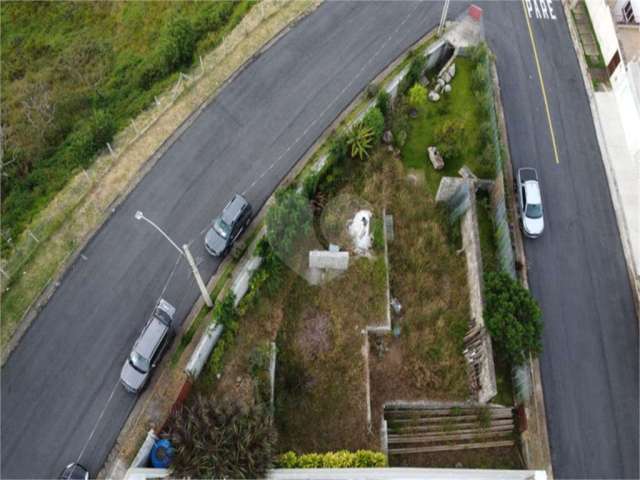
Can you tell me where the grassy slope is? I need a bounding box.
[401,58,493,194]
[1,1,253,251]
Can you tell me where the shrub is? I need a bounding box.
[362,107,385,145]
[365,82,380,99]
[328,130,349,164]
[277,450,387,468]
[433,118,465,160]
[347,122,374,160]
[399,54,426,95]
[170,396,276,479]
[407,82,427,110]
[484,271,543,365]
[266,189,313,257]
[302,171,320,199]
[161,17,197,72]
[376,90,391,121]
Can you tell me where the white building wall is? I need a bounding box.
[611,0,640,22]
[586,0,623,65]
[614,61,640,156]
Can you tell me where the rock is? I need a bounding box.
[443,84,452,94]
[391,297,402,314]
[383,130,393,144]
[448,63,456,78]
[428,146,445,170]
[441,72,452,83]
[435,82,443,93]
[437,78,446,87]
[428,91,441,102]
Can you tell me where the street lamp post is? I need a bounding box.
[135,211,213,307]
[438,0,450,37]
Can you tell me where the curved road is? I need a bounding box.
[1,1,638,479]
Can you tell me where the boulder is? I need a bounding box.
[441,72,452,83]
[437,78,446,87]
[383,130,393,144]
[428,91,441,102]
[443,84,452,94]
[448,63,456,78]
[435,82,443,93]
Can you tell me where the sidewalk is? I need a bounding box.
[592,92,640,277]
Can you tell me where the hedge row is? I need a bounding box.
[278,450,387,468]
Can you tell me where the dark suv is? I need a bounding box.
[120,299,175,394]
[205,194,252,256]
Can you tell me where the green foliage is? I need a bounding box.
[398,54,426,95]
[347,122,374,160]
[302,171,320,199]
[433,118,465,160]
[1,1,252,252]
[266,189,313,257]
[375,90,391,121]
[206,292,238,375]
[372,217,385,252]
[170,395,276,479]
[484,271,543,365]
[328,130,349,164]
[365,82,380,99]
[278,450,387,468]
[362,107,385,145]
[407,82,427,110]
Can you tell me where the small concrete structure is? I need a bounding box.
[231,255,263,306]
[185,323,224,378]
[435,176,465,203]
[309,250,349,270]
[130,430,158,468]
[428,146,445,170]
[269,468,547,480]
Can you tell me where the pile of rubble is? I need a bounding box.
[428,62,456,102]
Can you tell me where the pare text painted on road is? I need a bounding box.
[525,0,557,20]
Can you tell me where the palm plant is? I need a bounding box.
[347,123,374,160]
[169,395,276,479]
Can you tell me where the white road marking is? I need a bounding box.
[526,0,557,20]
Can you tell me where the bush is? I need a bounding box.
[266,189,313,257]
[433,118,465,160]
[161,17,197,72]
[484,271,543,365]
[278,450,387,468]
[170,396,276,479]
[407,82,427,110]
[376,90,391,121]
[362,107,385,145]
[347,122,374,160]
[398,54,426,95]
[328,131,349,164]
[365,82,380,99]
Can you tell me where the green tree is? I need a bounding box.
[170,396,276,479]
[329,130,349,164]
[484,271,543,365]
[433,118,465,160]
[266,189,313,257]
[347,122,374,160]
[407,83,427,111]
[362,107,385,144]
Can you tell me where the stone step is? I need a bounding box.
[388,424,513,440]
[389,419,514,434]
[388,440,515,455]
[388,429,514,445]
[387,411,513,423]
[384,406,512,417]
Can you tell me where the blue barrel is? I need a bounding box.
[150,438,174,469]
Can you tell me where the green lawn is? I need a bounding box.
[1,1,254,252]
[401,57,494,194]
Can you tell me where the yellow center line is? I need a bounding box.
[521,0,561,164]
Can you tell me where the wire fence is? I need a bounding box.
[0,0,289,291]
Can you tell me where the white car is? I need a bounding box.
[517,167,544,238]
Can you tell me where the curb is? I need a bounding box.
[491,58,554,479]
[561,0,640,311]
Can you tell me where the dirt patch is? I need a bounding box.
[295,310,331,363]
[391,446,523,469]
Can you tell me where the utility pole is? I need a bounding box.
[135,211,213,307]
[438,0,450,37]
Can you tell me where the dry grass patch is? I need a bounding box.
[1,0,319,354]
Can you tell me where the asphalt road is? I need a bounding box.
[2,1,638,478]
[0,2,468,477]
[483,2,639,478]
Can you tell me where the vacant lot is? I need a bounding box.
[1,1,252,251]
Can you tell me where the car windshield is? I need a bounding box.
[129,351,150,373]
[214,218,231,239]
[526,203,543,219]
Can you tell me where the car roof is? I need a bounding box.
[134,317,168,359]
[524,180,542,204]
[221,194,247,224]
